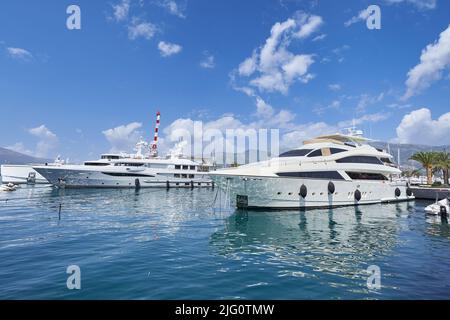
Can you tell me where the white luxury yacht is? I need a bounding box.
[33,139,213,189]
[0,156,66,185]
[210,129,414,209]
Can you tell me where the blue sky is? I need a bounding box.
[1,0,449,161]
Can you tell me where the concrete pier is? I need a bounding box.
[411,186,450,200]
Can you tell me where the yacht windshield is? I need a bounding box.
[279,149,313,158]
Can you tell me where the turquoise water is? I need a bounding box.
[0,185,449,299]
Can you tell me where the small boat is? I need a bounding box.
[0,183,18,192]
[425,198,449,216]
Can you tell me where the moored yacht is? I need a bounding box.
[210,130,414,209]
[33,112,214,189]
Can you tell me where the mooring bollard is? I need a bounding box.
[166,181,170,190]
[58,204,62,220]
[440,205,448,223]
[190,180,194,189]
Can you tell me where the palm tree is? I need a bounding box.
[433,151,450,185]
[409,152,435,185]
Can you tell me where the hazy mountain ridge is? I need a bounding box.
[0,147,50,165]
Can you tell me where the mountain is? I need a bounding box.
[0,147,50,165]
[369,141,449,168]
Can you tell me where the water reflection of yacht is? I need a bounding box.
[210,202,414,277]
[211,129,414,209]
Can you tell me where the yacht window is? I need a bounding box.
[182,165,189,170]
[182,174,188,178]
[115,163,144,167]
[189,174,195,179]
[174,174,180,178]
[276,171,344,180]
[307,149,323,157]
[336,156,383,165]
[101,155,120,160]
[175,165,181,170]
[346,172,388,180]
[190,166,196,170]
[279,149,313,157]
[330,148,347,154]
[380,157,393,164]
[84,162,109,166]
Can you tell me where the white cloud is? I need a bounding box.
[344,8,371,27]
[7,47,33,60]
[160,0,186,18]
[394,108,450,145]
[102,122,143,153]
[281,122,337,149]
[384,0,437,10]
[338,112,390,128]
[200,52,215,69]
[6,142,33,156]
[233,12,322,94]
[355,92,384,113]
[128,18,157,40]
[28,125,58,158]
[312,34,326,42]
[293,12,323,39]
[111,0,130,22]
[401,24,450,100]
[328,83,341,91]
[158,41,182,57]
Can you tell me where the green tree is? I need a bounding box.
[433,151,450,185]
[409,152,435,185]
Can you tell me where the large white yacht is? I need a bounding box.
[33,112,213,189]
[210,130,414,209]
[1,156,66,184]
[33,140,213,189]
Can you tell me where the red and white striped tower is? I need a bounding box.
[151,111,161,157]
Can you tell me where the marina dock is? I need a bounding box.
[410,186,450,200]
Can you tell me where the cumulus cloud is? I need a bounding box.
[233,12,322,94]
[102,122,143,153]
[159,0,186,18]
[128,18,157,40]
[394,108,450,145]
[158,41,182,57]
[6,142,34,156]
[328,83,341,91]
[200,52,215,69]
[344,8,371,27]
[401,25,450,100]
[28,125,58,158]
[111,0,130,22]
[384,0,437,10]
[7,47,33,60]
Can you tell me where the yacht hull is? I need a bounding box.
[0,165,48,184]
[34,166,213,188]
[211,175,414,209]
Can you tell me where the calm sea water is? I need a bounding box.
[0,185,449,300]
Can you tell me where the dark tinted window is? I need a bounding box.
[330,148,347,154]
[276,171,344,180]
[84,162,109,166]
[307,149,323,157]
[182,165,189,170]
[380,157,393,164]
[336,156,383,165]
[279,149,313,157]
[190,166,196,170]
[175,165,181,170]
[346,172,388,180]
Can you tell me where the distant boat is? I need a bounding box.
[0,156,66,184]
[425,198,449,216]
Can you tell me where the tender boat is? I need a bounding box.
[425,198,449,216]
[210,129,415,209]
[0,183,18,192]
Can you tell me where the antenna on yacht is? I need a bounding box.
[150,111,161,157]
